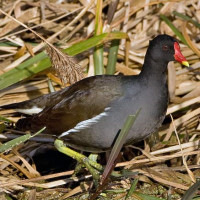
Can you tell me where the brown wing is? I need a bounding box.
[27,75,124,134]
[0,87,68,111]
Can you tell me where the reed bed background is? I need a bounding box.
[0,0,200,199]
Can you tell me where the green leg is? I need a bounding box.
[74,153,98,176]
[54,139,103,186]
[73,162,84,176]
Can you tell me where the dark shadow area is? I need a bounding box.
[33,146,76,175]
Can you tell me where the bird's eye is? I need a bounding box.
[163,45,169,50]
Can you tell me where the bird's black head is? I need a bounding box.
[147,34,189,67]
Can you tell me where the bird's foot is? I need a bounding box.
[73,153,98,176]
[54,139,103,187]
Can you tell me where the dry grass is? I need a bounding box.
[0,0,200,199]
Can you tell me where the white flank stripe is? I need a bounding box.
[16,106,43,115]
[59,107,111,137]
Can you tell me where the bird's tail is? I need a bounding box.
[16,117,33,131]
[0,102,25,110]
[0,89,65,111]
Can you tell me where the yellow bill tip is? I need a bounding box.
[182,61,189,67]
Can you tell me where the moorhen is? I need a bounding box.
[1,34,189,153]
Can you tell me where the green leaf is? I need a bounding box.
[64,32,128,56]
[0,57,51,91]
[0,127,45,153]
[93,0,104,75]
[0,32,128,91]
[106,39,120,75]
[0,123,6,133]
[0,51,47,80]
[0,42,19,47]
[0,134,31,153]
[94,46,104,75]
[121,169,139,177]
[182,181,200,200]
[0,116,13,122]
[101,109,141,184]
[125,179,138,200]
[160,14,188,45]
[173,11,200,29]
[192,196,200,200]
[5,194,13,200]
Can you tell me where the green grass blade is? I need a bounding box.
[182,181,200,200]
[106,39,120,75]
[64,32,127,56]
[125,179,138,200]
[0,51,47,80]
[101,109,141,184]
[0,116,14,122]
[94,47,104,75]
[173,11,200,29]
[0,42,20,47]
[0,57,51,90]
[160,14,188,45]
[0,127,45,153]
[0,42,37,47]
[0,123,6,133]
[5,194,13,200]
[121,169,139,177]
[94,0,104,75]
[31,127,46,137]
[0,32,127,91]
[192,196,200,200]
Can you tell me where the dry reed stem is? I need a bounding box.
[170,114,195,183]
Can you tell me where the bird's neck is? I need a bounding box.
[140,54,168,79]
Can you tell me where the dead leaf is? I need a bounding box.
[25,43,35,57]
[168,62,176,102]
[14,46,27,60]
[0,7,38,37]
